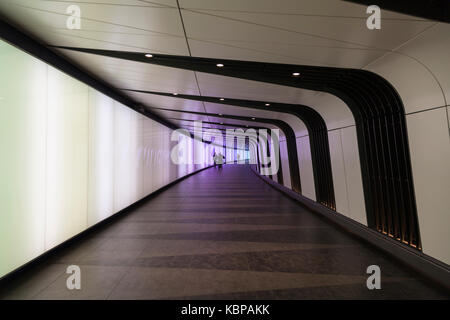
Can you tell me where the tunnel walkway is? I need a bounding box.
[0,165,447,299]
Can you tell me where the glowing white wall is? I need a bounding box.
[88,90,114,226]
[45,67,89,250]
[0,40,211,278]
[226,143,234,164]
[0,42,47,277]
[142,117,154,195]
[113,102,133,212]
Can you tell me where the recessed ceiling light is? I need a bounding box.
[173,93,178,95]
[251,117,255,120]
[220,122,223,125]
[220,98,225,101]
[145,53,153,58]
[292,72,300,76]
[265,103,270,106]
[216,63,224,67]
[218,113,223,116]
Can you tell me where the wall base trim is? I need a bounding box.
[0,165,214,283]
[251,167,450,292]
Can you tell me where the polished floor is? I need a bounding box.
[0,165,448,299]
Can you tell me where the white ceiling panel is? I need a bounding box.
[180,0,424,19]
[0,0,185,41]
[183,10,432,49]
[187,38,381,68]
[180,0,433,67]
[45,28,187,54]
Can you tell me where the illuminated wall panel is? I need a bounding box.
[113,102,132,212]
[87,89,114,226]
[226,145,234,164]
[161,126,172,185]
[160,126,170,186]
[208,145,215,166]
[0,39,212,278]
[152,123,165,190]
[142,117,154,195]
[176,131,189,178]
[194,137,205,170]
[45,66,89,249]
[237,149,245,164]
[165,132,174,183]
[187,135,194,173]
[168,132,179,183]
[204,145,209,166]
[129,112,144,202]
[249,143,257,167]
[0,42,47,277]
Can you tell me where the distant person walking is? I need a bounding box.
[214,152,225,169]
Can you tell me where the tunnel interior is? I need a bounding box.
[0,0,449,300]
